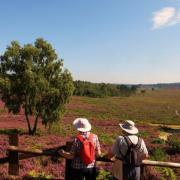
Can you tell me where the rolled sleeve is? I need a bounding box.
[95,135,101,151]
[141,139,148,156]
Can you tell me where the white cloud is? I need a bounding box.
[152,7,180,29]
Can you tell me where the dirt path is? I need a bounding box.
[149,123,180,129]
[158,132,171,141]
[149,123,180,140]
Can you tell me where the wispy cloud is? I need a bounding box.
[152,7,180,29]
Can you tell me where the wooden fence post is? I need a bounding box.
[141,165,146,180]
[65,141,73,180]
[8,129,19,176]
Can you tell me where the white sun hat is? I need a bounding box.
[73,118,92,132]
[119,120,138,135]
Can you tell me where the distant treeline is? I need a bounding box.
[73,81,137,98]
[140,82,180,89]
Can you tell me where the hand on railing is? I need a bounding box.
[50,147,66,162]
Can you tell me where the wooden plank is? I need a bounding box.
[8,146,43,155]
[96,157,180,168]
[97,156,113,162]
[8,145,66,159]
[142,160,180,168]
[8,131,19,176]
[0,157,9,164]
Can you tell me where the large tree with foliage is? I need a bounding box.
[0,38,74,135]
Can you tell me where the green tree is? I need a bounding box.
[0,38,74,135]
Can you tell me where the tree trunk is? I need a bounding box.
[25,114,33,135]
[24,95,33,135]
[32,113,39,135]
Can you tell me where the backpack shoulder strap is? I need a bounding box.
[77,134,84,142]
[77,133,94,142]
[124,136,133,148]
[134,137,142,149]
[119,136,132,163]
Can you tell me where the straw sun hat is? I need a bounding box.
[73,118,92,132]
[119,120,138,135]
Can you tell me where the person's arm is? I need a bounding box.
[59,138,78,159]
[141,139,148,159]
[96,148,101,157]
[95,135,101,157]
[104,148,115,159]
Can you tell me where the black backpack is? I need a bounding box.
[123,136,144,166]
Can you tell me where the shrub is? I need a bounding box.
[151,147,166,161]
[99,134,114,145]
[151,138,165,145]
[25,170,53,179]
[151,148,176,180]
[138,131,149,138]
[161,167,176,180]
[167,134,180,153]
[96,170,112,180]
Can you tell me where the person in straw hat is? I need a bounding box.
[107,120,148,180]
[59,118,101,180]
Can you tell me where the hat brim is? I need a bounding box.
[119,123,138,135]
[77,124,91,132]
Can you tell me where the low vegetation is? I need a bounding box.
[167,134,180,153]
[0,89,180,179]
[67,89,180,125]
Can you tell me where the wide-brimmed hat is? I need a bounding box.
[73,118,91,132]
[119,120,138,135]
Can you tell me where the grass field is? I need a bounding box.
[66,89,180,125]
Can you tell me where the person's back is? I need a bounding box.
[70,131,100,180]
[110,120,148,180]
[59,118,101,180]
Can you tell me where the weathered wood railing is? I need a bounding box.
[0,131,179,179]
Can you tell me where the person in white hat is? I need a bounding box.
[107,120,148,180]
[59,118,101,180]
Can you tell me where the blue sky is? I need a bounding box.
[0,0,180,84]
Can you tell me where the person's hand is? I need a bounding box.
[58,149,65,156]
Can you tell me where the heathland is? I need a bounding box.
[0,89,180,179]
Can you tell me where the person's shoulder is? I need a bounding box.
[116,135,124,142]
[91,133,98,138]
[117,135,124,139]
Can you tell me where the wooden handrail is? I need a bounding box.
[0,157,9,163]
[8,146,180,168]
[8,146,43,155]
[8,145,65,156]
[142,160,180,168]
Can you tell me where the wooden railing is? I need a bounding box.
[0,131,179,179]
